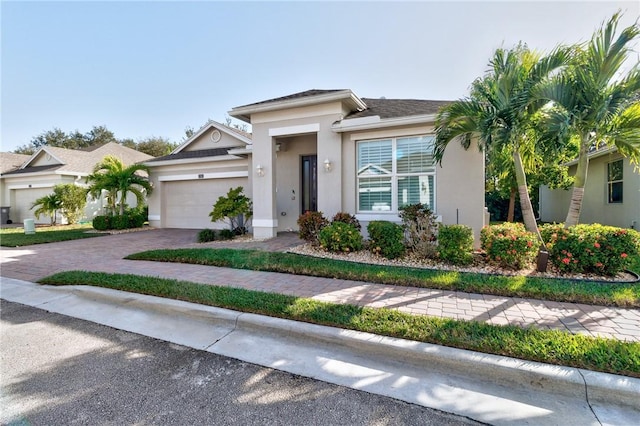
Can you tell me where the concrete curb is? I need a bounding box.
[3,279,639,418]
[235,311,640,410]
[58,283,640,410]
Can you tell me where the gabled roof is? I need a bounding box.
[171,120,251,155]
[2,142,153,177]
[0,152,30,174]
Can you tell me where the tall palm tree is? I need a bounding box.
[435,44,570,242]
[536,13,640,227]
[87,155,153,216]
[31,193,62,225]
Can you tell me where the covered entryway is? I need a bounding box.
[162,178,247,229]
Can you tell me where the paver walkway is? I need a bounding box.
[1,228,638,341]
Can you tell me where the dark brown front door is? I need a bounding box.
[301,155,318,212]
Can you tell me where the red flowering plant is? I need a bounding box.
[480,223,539,270]
[545,224,640,276]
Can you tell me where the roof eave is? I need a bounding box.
[229,90,367,123]
[332,114,438,133]
[564,146,618,167]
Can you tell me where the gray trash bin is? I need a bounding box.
[0,207,10,224]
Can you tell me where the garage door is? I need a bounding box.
[163,178,248,229]
[13,187,55,224]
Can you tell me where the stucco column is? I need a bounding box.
[316,125,343,217]
[251,124,278,239]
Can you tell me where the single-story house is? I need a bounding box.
[0,142,153,224]
[539,146,640,229]
[146,89,485,244]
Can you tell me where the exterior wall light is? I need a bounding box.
[323,158,332,172]
[256,164,265,177]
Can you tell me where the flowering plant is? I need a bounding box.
[480,223,539,270]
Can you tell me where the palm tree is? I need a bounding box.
[434,44,570,242]
[87,155,153,216]
[31,193,62,225]
[536,13,640,227]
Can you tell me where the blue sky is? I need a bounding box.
[2,1,638,152]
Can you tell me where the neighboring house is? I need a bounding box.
[146,89,485,244]
[0,143,153,224]
[539,146,640,230]
[0,152,31,223]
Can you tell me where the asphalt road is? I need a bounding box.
[1,300,482,426]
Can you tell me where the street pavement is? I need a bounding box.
[1,300,478,426]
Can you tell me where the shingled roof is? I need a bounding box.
[2,142,153,176]
[146,147,232,163]
[345,98,451,120]
[0,152,30,174]
[235,89,346,108]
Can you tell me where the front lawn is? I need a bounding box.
[126,248,640,308]
[0,224,104,247]
[39,270,640,378]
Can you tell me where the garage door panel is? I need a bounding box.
[13,188,55,224]
[163,178,247,229]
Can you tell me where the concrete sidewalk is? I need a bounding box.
[2,277,639,426]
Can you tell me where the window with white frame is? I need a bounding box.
[607,159,623,203]
[357,135,435,213]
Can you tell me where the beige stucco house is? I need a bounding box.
[146,89,485,244]
[540,146,640,230]
[0,143,152,224]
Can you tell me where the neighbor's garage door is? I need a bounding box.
[13,187,54,224]
[163,178,247,229]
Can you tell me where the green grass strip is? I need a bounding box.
[39,270,640,378]
[0,224,104,247]
[125,248,640,308]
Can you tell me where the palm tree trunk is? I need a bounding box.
[507,187,516,222]
[564,137,590,228]
[513,151,542,243]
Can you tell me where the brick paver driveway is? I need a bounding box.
[1,228,638,341]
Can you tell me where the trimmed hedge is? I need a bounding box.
[438,225,474,265]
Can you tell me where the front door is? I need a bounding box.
[301,155,318,212]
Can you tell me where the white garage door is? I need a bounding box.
[13,187,55,224]
[163,178,248,229]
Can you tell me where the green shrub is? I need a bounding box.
[92,215,110,231]
[399,203,438,258]
[481,223,538,270]
[218,229,235,240]
[547,224,640,276]
[318,222,363,253]
[331,212,361,231]
[438,225,474,265]
[540,223,565,248]
[198,229,217,243]
[367,221,405,259]
[209,186,252,231]
[92,212,144,231]
[111,215,130,230]
[297,211,328,244]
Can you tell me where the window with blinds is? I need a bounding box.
[357,136,436,213]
